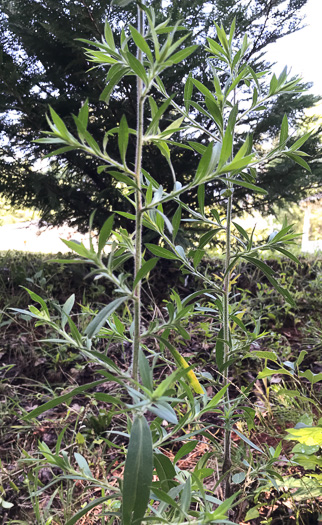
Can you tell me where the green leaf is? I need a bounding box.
[154,452,176,492]
[199,229,222,249]
[195,142,221,183]
[172,205,181,241]
[145,244,178,260]
[146,96,175,136]
[218,155,256,175]
[43,145,76,157]
[210,492,238,520]
[150,401,178,424]
[232,472,246,484]
[215,328,224,371]
[174,441,198,464]
[160,117,184,138]
[152,487,184,514]
[104,20,115,50]
[219,127,233,166]
[139,350,153,392]
[100,64,128,104]
[112,0,134,6]
[184,73,193,112]
[23,288,49,315]
[215,23,230,54]
[223,177,266,195]
[269,73,278,95]
[289,131,312,152]
[244,506,260,521]
[130,25,153,62]
[233,429,265,454]
[85,297,126,338]
[257,366,293,379]
[48,106,70,139]
[201,384,228,414]
[98,214,114,255]
[233,221,249,242]
[192,78,215,101]
[67,316,82,346]
[65,496,115,525]
[292,443,320,455]
[118,114,129,164]
[286,426,322,447]
[279,114,288,146]
[1,500,14,509]
[181,475,192,514]
[207,37,227,60]
[285,152,311,172]
[133,258,158,289]
[61,239,91,258]
[153,367,189,399]
[243,255,295,306]
[94,392,125,406]
[107,171,139,189]
[122,416,153,525]
[197,184,205,214]
[205,97,223,131]
[169,45,198,64]
[299,370,322,384]
[74,452,92,477]
[78,99,89,129]
[25,379,107,420]
[272,246,300,264]
[126,51,148,83]
[253,350,278,361]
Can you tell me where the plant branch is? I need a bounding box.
[132,1,146,383]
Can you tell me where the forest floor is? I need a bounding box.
[0,252,321,524]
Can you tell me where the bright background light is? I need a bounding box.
[267,0,322,96]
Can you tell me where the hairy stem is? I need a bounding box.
[132,2,145,382]
[222,191,232,498]
[221,86,236,499]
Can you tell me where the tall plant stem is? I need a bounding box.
[222,86,236,498]
[132,1,145,383]
[222,190,232,498]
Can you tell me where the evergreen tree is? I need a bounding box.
[0,0,320,230]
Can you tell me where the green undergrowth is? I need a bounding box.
[0,251,321,523]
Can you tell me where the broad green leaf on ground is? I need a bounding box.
[286,426,322,447]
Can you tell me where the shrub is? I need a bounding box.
[16,1,314,522]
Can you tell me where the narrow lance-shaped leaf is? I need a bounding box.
[243,255,295,306]
[122,416,153,525]
[279,114,288,146]
[98,214,114,255]
[133,258,158,289]
[172,205,181,241]
[130,25,154,62]
[118,114,129,164]
[219,127,233,167]
[169,44,199,64]
[104,20,115,50]
[78,99,89,129]
[184,73,193,112]
[66,496,118,525]
[146,243,178,260]
[25,379,108,420]
[198,184,205,214]
[85,297,127,338]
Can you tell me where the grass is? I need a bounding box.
[0,250,321,524]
